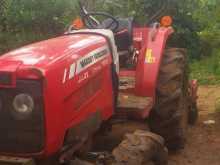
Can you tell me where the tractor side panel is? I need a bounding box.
[134,27,174,97]
[42,42,114,156]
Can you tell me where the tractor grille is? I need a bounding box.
[0,72,12,85]
[0,80,45,154]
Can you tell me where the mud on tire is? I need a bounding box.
[149,48,189,150]
[112,130,168,165]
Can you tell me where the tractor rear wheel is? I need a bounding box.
[149,48,189,150]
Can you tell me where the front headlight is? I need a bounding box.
[11,93,34,120]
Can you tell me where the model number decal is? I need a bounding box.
[78,72,89,83]
[62,46,109,84]
[145,49,156,64]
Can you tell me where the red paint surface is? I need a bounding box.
[0,34,114,157]
[134,27,174,97]
[0,26,174,158]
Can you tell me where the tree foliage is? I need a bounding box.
[0,0,218,59]
[0,0,77,52]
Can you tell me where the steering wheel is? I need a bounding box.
[82,12,119,32]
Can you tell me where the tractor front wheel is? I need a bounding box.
[149,48,189,150]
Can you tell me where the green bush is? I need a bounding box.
[0,0,218,62]
[0,0,78,54]
[190,49,220,85]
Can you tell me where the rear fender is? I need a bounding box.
[135,27,174,97]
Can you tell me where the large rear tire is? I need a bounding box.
[149,48,189,150]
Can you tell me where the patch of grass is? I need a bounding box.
[190,49,220,85]
[215,99,220,112]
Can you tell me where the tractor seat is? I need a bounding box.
[114,18,134,51]
[101,18,134,51]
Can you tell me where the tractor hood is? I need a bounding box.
[0,34,107,77]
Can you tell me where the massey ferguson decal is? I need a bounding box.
[76,46,109,74]
[63,68,68,84]
[63,45,109,84]
[69,63,76,80]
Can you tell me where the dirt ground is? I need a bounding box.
[93,86,220,165]
[169,86,220,165]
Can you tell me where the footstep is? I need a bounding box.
[203,120,216,125]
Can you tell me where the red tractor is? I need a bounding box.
[0,1,198,165]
